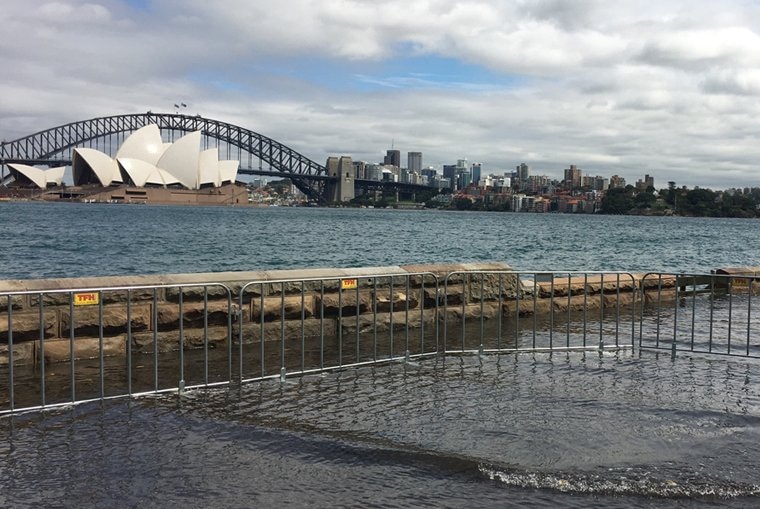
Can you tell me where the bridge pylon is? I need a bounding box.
[324,156,355,203]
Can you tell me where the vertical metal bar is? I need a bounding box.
[420,276,426,355]
[373,279,378,361]
[672,277,679,357]
[203,288,209,385]
[338,281,343,366]
[99,291,104,398]
[153,289,158,392]
[406,276,411,356]
[615,274,621,347]
[497,274,503,351]
[237,287,243,384]
[599,273,605,350]
[747,279,753,356]
[443,276,449,353]
[127,290,132,396]
[532,274,537,349]
[690,276,696,351]
[301,282,306,372]
[280,283,286,375]
[357,280,362,363]
[7,296,14,411]
[478,274,485,351]
[260,288,265,377]
[566,273,571,348]
[320,281,325,371]
[390,277,395,358]
[460,275,466,352]
[582,274,588,347]
[549,276,555,350]
[69,292,76,403]
[515,275,521,349]
[728,278,734,355]
[178,289,185,392]
[203,285,208,385]
[655,275,663,348]
[709,275,715,353]
[39,293,45,407]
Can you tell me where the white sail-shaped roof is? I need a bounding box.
[157,131,201,189]
[8,163,46,188]
[117,158,159,187]
[72,148,122,186]
[199,148,221,187]
[116,124,166,166]
[46,166,65,186]
[219,160,239,184]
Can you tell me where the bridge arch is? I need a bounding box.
[0,112,330,203]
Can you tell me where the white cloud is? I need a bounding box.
[3,0,760,188]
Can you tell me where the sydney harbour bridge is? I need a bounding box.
[0,112,432,204]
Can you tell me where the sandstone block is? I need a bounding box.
[339,309,437,335]
[235,318,328,344]
[39,337,125,363]
[0,311,57,342]
[165,285,233,302]
[424,286,464,307]
[372,290,419,313]
[131,326,230,353]
[315,291,371,317]
[250,295,315,322]
[0,342,35,365]
[61,305,151,337]
[0,296,24,312]
[156,301,234,329]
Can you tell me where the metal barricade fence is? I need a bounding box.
[0,283,234,415]
[236,271,441,383]
[638,272,760,358]
[442,271,639,354]
[2,270,757,416]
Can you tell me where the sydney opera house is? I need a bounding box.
[4,125,247,205]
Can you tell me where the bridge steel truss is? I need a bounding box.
[0,112,331,203]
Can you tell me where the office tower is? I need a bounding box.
[408,152,422,172]
[384,149,401,168]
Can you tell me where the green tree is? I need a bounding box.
[600,187,634,214]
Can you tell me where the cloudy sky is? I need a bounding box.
[2,0,760,188]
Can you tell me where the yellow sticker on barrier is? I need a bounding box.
[74,292,99,306]
[341,279,358,290]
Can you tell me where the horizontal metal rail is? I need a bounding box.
[1,270,756,416]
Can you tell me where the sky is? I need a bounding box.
[2,0,760,189]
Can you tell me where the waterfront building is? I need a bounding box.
[471,163,482,185]
[609,175,626,189]
[384,149,401,168]
[563,165,582,189]
[408,152,422,173]
[636,174,655,190]
[70,124,238,190]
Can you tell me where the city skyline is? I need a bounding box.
[3,1,760,189]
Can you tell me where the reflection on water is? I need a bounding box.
[2,351,760,508]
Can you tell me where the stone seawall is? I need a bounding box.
[1,264,749,366]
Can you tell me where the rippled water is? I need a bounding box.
[2,351,760,508]
[2,201,760,279]
[3,202,760,507]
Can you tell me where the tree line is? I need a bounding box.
[600,183,760,218]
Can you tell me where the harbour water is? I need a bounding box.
[1,201,759,279]
[3,202,760,507]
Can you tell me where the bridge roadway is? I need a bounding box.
[0,112,434,203]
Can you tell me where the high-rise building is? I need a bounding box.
[384,149,401,168]
[471,163,482,185]
[564,165,582,189]
[517,163,530,182]
[609,175,626,189]
[408,152,422,172]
